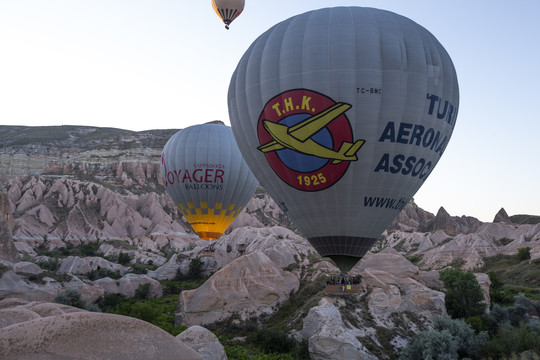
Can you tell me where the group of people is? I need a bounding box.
[201,245,215,255]
[326,275,361,286]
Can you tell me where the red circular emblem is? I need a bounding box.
[257,89,362,191]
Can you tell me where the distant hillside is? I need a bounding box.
[510,214,540,225]
[0,125,177,181]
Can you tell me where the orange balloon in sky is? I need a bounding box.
[211,0,245,29]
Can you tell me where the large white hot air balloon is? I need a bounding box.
[228,7,459,271]
[161,123,258,240]
[211,0,245,29]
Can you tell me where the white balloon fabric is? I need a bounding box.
[161,123,258,240]
[228,7,459,271]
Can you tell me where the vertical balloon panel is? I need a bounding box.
[228,7,459,271]
[161,124,258,240]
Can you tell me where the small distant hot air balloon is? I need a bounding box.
[228,7,459,271]
[161,123,258,240]
[211,0,245,29]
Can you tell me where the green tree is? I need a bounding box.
[55,289,86,309]
[487,271,513,306]
[439,268,487,319]
[517,247,531,261]
[187,257,203,279]
[118,252,132,265]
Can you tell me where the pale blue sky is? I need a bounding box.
[1,0,539,222]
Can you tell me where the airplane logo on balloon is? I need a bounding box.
[257,102,365,164]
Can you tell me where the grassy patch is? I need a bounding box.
[103,295,187,336]
[479,254,540,300]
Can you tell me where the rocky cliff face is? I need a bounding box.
[0,125,175,194]
[0,193,19,262]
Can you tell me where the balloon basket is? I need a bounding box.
[324,284,361,295]
[324,274,361,295]
[201,245,215,257]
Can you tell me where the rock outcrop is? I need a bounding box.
[0,298,202,360]
[0,192,19,262]
[176,325,227,360]
[301,298,377,360]
[493,207,512,224]
[176,251,299,326]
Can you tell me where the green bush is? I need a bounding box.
[0,263,9,278]
[55,289,86,309]
[105,296,186,336]
[100,293,127,312]
[398,329,457,360]
[517,247,531,261]
[81,242,99,256]
[399,316,488,360]
[112,301,161,323]
[38,257,59,271]
[488,294,532,331]
[247,328,295,354]
[187,257,203,280]
[440,268,486,319]
[480,322,540,359]
[134,283,151,300]
[488,271,515,306]
[118,252,132,265]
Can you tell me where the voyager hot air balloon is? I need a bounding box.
[211,0,244,29]
[228,7,459,271]
[161,123,258,240]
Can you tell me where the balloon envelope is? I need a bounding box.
[161,123,258,240]
[211,0,245,29]
[228,7,459,271]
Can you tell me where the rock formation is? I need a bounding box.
[176,325,227,360]
[301,298,377,360]
[176,251,299,326]
[0,192,19,262]
[0,298,202,360]
[493,207,512,223]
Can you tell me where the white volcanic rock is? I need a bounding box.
[13,241,36,256]
[351,249,446,326]
[228,206,265,230]
[0,298,85,329]
[301,298,376,360]
[420,222,540,269]
[176,325,227,360]
[0,306,41,329]
[63,276,105,305]
[21,301,84,318]
[12,261,43,276]
[0,311,202,360]
[0,270,103,305]
[97,242,168,266]
[177,251,299,326]
[475,272,491,307]
[147,254,181,281]
[352,248,419,278]
[118,273,163,298]
[0,271,61,302]
[57,255,127,276]
[213,226,311,270]
[362,269,446,326]
[5,176,190,244]
[93,277,120,294]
